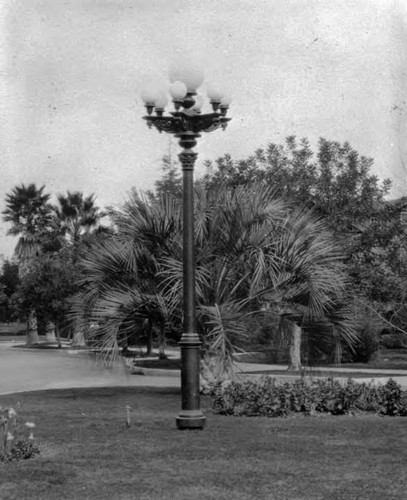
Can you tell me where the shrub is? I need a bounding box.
[212,377,407,417]
[376,378,407,416]
[3,440,40,462]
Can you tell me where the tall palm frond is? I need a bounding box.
[55,191,104,246]
[3,183,53,261]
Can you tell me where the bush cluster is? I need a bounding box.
[212,377,407,417]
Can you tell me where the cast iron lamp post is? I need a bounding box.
[141,63,232,429]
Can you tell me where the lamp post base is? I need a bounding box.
[176,410,206,430]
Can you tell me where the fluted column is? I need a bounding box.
[176,147,206,430]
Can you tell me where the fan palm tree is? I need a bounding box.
[2,183,53,345]
[258,208,357,370]
[71,183,356,378]
[54,191,107,346]
[55,191,103,246]
[70,191,182,360]
[161,183,356,373]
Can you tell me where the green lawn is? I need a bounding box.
[1,387,407,500]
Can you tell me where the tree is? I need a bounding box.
[202,137,406,353]
[203,137,391,232]
[2,184,53,344]
[160,183,355,373]
[54,191,107,346]
[153,152,182,201]
[69,191,181,361]
[0,260,20,322]
[71,183,355,377]
[55,191,104,246]
[11,249,79,347]
[3,184,54,260]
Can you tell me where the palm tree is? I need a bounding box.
[69,190,181,361]
[55,191,103,245]
[2,183,53,345]
[3,184,53,260]
[54,191,107,346]
[161,183,356,374]
[70,183,356,379]
[258,208,357,370]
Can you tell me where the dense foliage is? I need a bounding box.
[0,260,20,322]
[213,377,407,417]
[2,185,107,344]
[202,137,407,358]
[2,136,406,366]
[70,183,355,372]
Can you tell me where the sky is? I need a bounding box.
[0,0,406,258]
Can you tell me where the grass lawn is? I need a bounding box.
[1,387,407,500]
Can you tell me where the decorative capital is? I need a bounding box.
[179,151,198,171]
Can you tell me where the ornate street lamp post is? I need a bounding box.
[141,63,232,429]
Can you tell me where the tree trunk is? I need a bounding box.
[26,308,39,346]
[45,320,57,343]
[55,322,62,348]
[145,318,153,356]
[71,319,86,347]
[158,320,167,359]
[333,338,342,365]
[287,322,302,372]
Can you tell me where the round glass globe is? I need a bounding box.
[155,92,169,109]
[169,61,204,92]
[207,84,224,102]
[169,81,188,100]
[141,87,161,105]
[220,95,233,106]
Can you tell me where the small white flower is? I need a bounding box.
[25,422,36,429]
[8,408,17,418]
[6,432,14,441]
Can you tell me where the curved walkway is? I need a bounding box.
[1,341,407,397]
[0,342,180,396]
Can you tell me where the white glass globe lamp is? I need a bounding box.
[169,61,204,92]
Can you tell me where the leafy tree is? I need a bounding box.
[0,260,20,322]
[153,155,182,200]
[202,136,391,237]
[11,249,79,347]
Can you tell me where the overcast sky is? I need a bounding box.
[0,0,406,258]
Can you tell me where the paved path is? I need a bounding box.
[1,341,407,396]
[0,342,180,396]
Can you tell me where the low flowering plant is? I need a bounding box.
[0,408,39,463]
